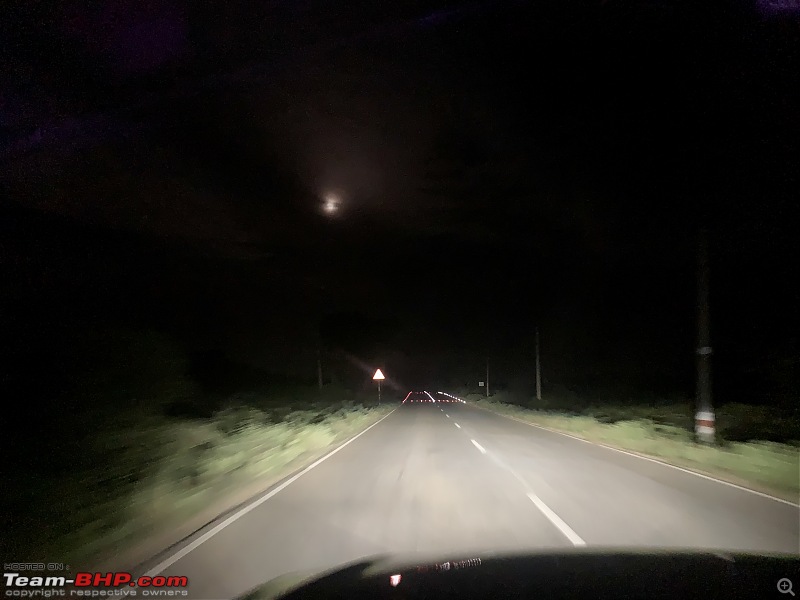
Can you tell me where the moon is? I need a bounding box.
[323,194,340,214]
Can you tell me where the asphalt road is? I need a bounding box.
[141,394,800,598]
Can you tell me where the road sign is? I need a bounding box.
[479,381,484,387]
[373,369,385,404]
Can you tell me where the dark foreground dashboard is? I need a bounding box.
[241,549,799,600]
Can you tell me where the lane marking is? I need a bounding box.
[489,453,532,491]
[472,405,799,507]
[471,439,487,454]
[463,423,587,548]
[527,493,586,547]
[143,409,398,576]
[454,405,588,548]
[445,414,450,418]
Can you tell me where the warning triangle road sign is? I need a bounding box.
[373,369,385,380]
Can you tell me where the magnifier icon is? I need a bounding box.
[778,578,795,596]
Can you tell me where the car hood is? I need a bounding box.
[238,547,799,600]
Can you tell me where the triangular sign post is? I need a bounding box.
[373,369,385,404]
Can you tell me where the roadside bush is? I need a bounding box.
[475,397,800,498]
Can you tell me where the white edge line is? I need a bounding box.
[473,405,799,508]
[455,423,461,429]
[527,493,586,547]
[144,408,398,576]
[471,439,487,454]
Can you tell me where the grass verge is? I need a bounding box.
[470,396,799,502]
[3,400,393,569]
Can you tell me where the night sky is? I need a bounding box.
[1,1,798,403]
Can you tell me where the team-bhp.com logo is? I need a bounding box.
[4,572,189,597]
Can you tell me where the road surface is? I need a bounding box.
[140,394,800,598]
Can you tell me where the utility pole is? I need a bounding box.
[535,327,542,402]
[317,348,323,391]
[695,229,715,443]
[486,357,490,397]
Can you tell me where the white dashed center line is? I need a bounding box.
[447,409,586,548]
[527,493,586,547]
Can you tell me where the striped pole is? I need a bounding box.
[695,409,715,442]
[695,229,714,444]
